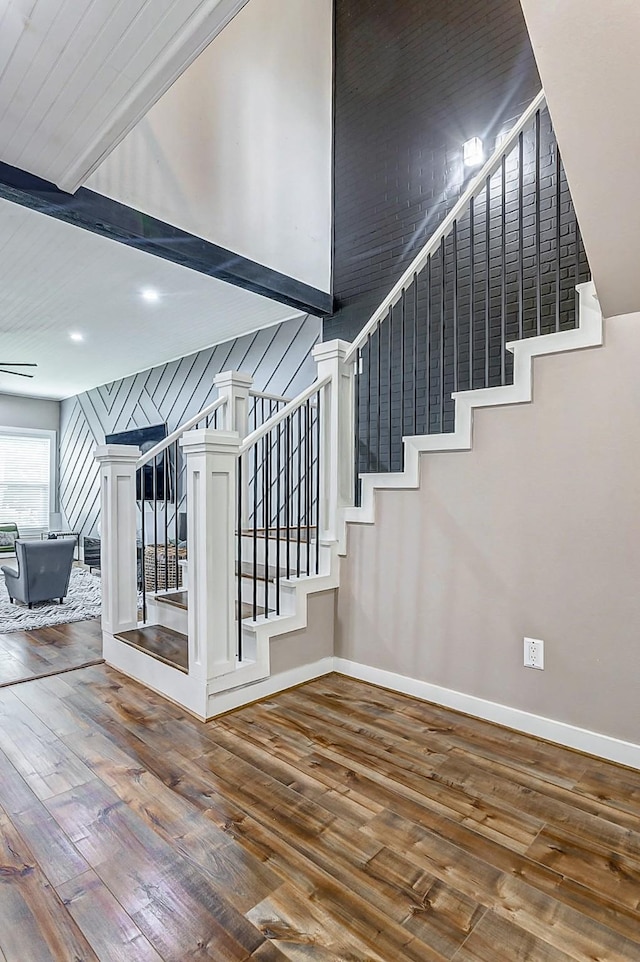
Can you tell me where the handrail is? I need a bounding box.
[344,89,546,363]
[137,395,227,469]
[249,388,291,403]
[239,376,330,455]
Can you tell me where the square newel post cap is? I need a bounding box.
[312,339,352,365]
[94,444,141,464]
[213,370,253,392]
[179,429,241,455]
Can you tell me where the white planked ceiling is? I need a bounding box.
[0,0,250,192]
[0,198,303,400]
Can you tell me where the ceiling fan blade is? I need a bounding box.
[0,369,34,378]
[0,362,37,367]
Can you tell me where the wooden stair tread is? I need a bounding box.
[150,593,271,621]
[115,625,188,673]
[240,526,317,543]
[237,561,287,582]
[154,590,188,610]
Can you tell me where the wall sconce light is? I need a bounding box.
[463,137,484,168]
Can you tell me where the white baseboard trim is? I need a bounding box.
[334,658,640,770]
[207,656,334,718]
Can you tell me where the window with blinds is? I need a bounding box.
[0,432,52,534]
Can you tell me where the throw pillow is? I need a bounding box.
[0,531,17,547]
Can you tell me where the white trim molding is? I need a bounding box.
[334,658,640,771]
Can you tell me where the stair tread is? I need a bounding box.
[115,625,189,673]
[237,562,287,582]
[154,590,188,610]
[150,592,272,621]
[240,526,317,543]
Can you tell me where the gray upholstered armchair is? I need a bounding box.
[2,539,75,608]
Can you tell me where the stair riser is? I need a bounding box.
[240,535,315,571]
[239,577,296,614]
[146,596,188,635]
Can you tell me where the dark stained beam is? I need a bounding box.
[0,161,333,317]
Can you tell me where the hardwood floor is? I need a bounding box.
[0,667,639,960]
[0,617,103,687]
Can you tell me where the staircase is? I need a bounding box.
[95,89,604,722]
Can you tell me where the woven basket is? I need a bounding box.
[144,545,186,591]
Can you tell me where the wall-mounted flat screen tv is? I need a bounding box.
[105,424,173,502]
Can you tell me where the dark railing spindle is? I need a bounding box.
[469,197,474,390]
[500,153,506,384]
[452,219,458,393]
[412,272,418,434]
[518,131,524,340]
[485,175,491,387]
[439,235,446,432]
[535,108,541,336]
[555,141,561,332]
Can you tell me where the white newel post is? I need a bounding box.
[213,370,253,437]
[180,430,239,700]
[312,339,354,545]
[94,445,140,640]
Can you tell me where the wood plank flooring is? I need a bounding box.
[0,617,103,687]
[0,666,639,960]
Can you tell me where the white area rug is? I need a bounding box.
[0,566,102,633]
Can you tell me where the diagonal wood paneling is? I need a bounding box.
[59,315,320,541]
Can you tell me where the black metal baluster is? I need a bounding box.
[174,441,179,590]
[469,197,474,390]
[485,175,490,386]
[296,405,302,578]
[252,443,258,621]
[376,325,381,470]
[575,217,581,289]
[426,255,431,431]
[237,456,243,658]
[387,307,392,469]
[518,131,524,339]
[315,390,321,575]
[500,153,506,384]
[400,288,406,444]
[535,109,541,335]
[412,272,418,434]
[306,399,311,577]
[264,433,270,618]
[276,423,281,616]
[153,456,158,593]
[163,451,168,586]
[285,414,291,578]
[555,141,561,332]
[354,353,360,505]
[140,472,146,623]
[439,236,446,432]
[452,219,458,393]
[367,339,372,472]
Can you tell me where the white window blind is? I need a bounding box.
[0,433,52,534]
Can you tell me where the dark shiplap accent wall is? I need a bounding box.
[59,314,320,540]
[326,0,544,343]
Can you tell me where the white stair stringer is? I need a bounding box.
[207,543,339,706]
[342,282,602,540]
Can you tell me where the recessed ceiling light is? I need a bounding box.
[69,332,84,342]
[141,287,160,303]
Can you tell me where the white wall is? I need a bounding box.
[519,0,640,318]
[337,311,640,747]
[87,0,333,293]
[0,393,60,433]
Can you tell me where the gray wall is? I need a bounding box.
[59,314,320,540]
[0,393,60,433]
[336,310,640,745]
